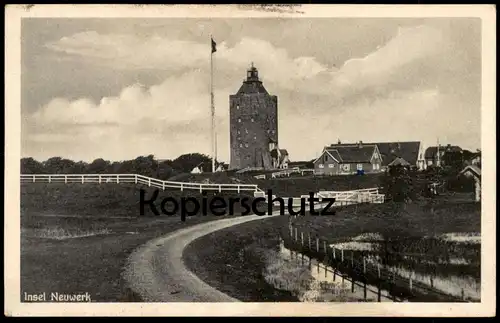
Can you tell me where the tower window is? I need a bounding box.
[239,143,243,148]
[245,143,249,148]
[245,129,248,134]
[237,130,240,135]
[254,136,257,140]
[238,118,241,123]
[236,105,240,110]
[251,118,254,122]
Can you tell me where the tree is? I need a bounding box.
[87,158,110,173]
[383,165,415,202]
[21,157,44,174]
[171,153,212,173]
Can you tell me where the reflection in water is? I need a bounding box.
[262,240,398,302]
[329,233,481,301]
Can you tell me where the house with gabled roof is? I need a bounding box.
[424,144,462,168]
[313,141,383,175]
[314,140,423,175]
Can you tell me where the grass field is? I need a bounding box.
[20,175,480,302]
[20,183,257,302]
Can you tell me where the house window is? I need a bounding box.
[357,164,363,171]
[328,164,335,168]
[318,164,324,169]
[251,118,254,122]
[245,143,249,148]
[236,105,240,110]
[239,143,243,148]
[341,164,350,172]
[238,118,241,123]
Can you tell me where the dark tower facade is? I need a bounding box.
[229,64,278,170]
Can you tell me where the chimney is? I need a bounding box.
[358,140,363,148]
[338,139,341,144]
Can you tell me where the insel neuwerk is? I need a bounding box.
[139,189,336,221]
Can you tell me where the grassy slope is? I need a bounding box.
[253,173,385,196]
[183,215,297,302]
[20,183,255,302]
[21,216,222,302]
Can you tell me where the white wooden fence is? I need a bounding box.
[20,174,385,205]
[20,174,263,194]
[317,188,385,205]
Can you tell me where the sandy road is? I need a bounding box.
[123,213,281,302]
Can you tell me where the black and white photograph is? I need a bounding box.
[5,4,496,317]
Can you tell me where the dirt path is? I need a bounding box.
[123,213,281,302]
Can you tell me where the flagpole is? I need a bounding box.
[210,36,216,173]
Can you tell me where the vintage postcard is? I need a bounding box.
[5,4,496,317]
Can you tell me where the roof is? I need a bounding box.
[388,157,411,167]
[236,81,269,95]
[373,141,421,166]
[233,66,270,95]
[326,141,421,166]
[424,145,462,159]
[460,165,481,178]
[323,144,377,163]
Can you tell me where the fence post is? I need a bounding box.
[219,185,222,193]
[180,183,183,191]
[351,251,354,267]
[301,232,304,246]
[308,233,311,249]
[461,288,465,301]
[377,263,381,278]
[32,175,35,183]
[117,175,119,184]
[81,175,84,184]
[316,238,319,252]
[237,186,240,194]
[363,256,366,273]
[65,175,68,184]
[333,248,336,260]
[341,249,344,262]
[199,185,203,193]
[295,227,298,241]
[409,273,413,291]
[98,175,101,184]
[162,182,165,191]
[148,178,151,187]
[48,175,51,183]
[323,241,326,254]
[135,175,137,184]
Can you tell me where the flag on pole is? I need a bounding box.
[211,37,217,53]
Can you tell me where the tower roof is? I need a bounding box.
[236,63,269,95]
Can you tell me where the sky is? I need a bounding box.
[21,17,482,163]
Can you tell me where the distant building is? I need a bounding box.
[313,140,422,175]
[424,144,462,168]
[459,165,481,202]
[467,152,481,167]
[313,141,382,175]
[191,166,202,174]
[229,64,286,170]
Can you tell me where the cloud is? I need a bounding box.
[25,23,481,162]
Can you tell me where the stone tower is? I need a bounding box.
[229,64,278,170]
